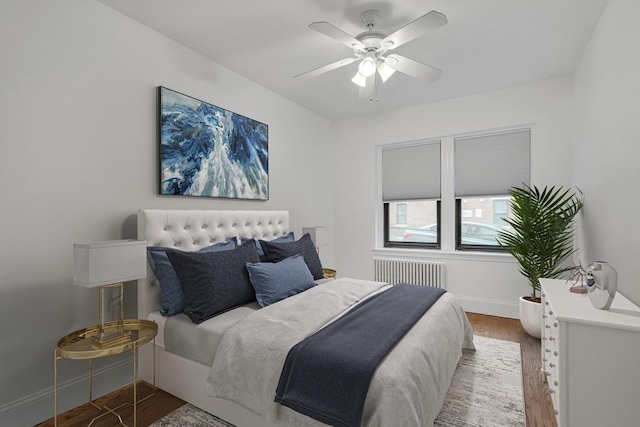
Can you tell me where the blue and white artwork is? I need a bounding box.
[159,87,268,200]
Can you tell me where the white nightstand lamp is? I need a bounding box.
[302,226,328,254]
[303,226,336,279]
[73,240,146,348]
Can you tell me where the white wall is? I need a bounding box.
[332,77,576,315]
[2,0,637,425]
[0,1,333,425]
[572,0,640,306]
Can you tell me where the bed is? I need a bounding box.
[137,209,474,427]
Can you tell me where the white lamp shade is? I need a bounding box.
[302,226,329,247]
[73,240,147,288]
[377,61,396,83]
[358,55,377,77]
[351,71,367,87]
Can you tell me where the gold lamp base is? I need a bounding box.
[92,330,132,348]
[91,282,132,348]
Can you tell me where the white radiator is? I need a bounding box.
[373,257,445,288]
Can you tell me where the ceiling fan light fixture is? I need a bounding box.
[358,54,377,77]
[377,61,396,83]
[351,71,367,87]
[300,10,448,97]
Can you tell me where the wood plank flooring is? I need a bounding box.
[37,312,556,427]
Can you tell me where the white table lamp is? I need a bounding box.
[302,226,329,254]
[73,240,146,347]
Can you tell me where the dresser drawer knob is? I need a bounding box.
[545,349,551,353]
[549,363,555,368]
[545,325,551,329]
[549,311,554,315]
[554,351,558,356]
[554,381,559,386]
[554,322,558,328]
[549,337,555,341]
[545,301,549,305]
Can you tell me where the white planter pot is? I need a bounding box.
[519,296,541,338]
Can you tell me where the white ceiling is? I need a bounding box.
[100,0,607,122]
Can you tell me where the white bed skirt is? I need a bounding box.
[140,343,272,427]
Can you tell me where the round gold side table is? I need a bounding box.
[322,268,337,279]
[54,319,157,426]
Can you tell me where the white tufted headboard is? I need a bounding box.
[137,209,290,319]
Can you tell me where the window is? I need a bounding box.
[382,141,441,248]
[492,198,510,225]
[379,128,530,252]
[396,203,407,226]
[385,200,440,247]
[455,197,512,249]
[454,129,530,251]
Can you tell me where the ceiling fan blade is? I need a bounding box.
[380,11,447,51]
[294,57,355,79]
[386,54,442,82]
[309,22,365,50]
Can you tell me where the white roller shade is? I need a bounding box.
[454,129,530,197]
[382,142,441,201]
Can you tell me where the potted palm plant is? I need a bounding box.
[497,185,583,338]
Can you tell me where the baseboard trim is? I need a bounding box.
[456,295,519,319]
[0,356,133,427]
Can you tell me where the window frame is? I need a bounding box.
[378,126,530,253]
[384,200,441,249]
[455,198,506,252]
[395,202,407,226]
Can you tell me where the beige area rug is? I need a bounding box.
[150,335,524,427]
[434,335,524,426]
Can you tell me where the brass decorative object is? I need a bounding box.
[567,264,588,294]
[322,268,337,279]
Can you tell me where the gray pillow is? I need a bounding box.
[260,233,324,280]
[166,240,259,324]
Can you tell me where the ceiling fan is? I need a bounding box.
[295,10,448,100]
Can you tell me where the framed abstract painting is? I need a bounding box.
[158,87,269,200]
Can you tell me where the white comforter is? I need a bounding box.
[207,278,475,427]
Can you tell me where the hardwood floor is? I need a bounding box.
[37,313,555,427]
[466,313,557,427]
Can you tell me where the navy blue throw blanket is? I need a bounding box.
[274,284,446,427]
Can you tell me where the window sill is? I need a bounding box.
[372,247,517,264]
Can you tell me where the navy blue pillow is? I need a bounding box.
[246,254,316,307]
[166,241,260,324]
[260,233,324,280]
[241,232,294,260]
[147,239,236,316]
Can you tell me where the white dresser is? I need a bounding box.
[540,278,640,427]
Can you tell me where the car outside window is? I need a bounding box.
[456,197,511,251]
[385,200,440,248]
